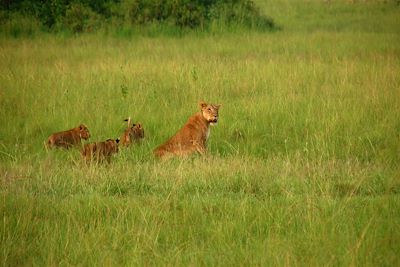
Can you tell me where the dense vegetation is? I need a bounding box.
[0,0,276,34]
[1,0,399,266]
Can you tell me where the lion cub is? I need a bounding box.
[46,124,90,149]
[81,138,120,164]
[154,101,221,159]
[120,117,144,147]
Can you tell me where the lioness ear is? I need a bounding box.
[116,138,120,144]
[199,101,207,109]
[215,104,222,110]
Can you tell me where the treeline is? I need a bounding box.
[0,0,277,35]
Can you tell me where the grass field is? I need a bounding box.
[1,0,400,266]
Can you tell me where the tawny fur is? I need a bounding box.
[81,139,119,164]
[154,101,221,160]
[46,124,90,149]
[120,118,144,147]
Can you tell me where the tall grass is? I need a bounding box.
[1,0,400,266]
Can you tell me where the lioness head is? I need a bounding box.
[200,101,221,125]
[79,124,90,140]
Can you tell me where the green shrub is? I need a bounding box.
[11,0,69,29]
[126,0,168,25]
[122,0,275,29]
[61,2,102,33]
[121,0,205,27]
[0,0,277,33]
[208,0,275,29]
[0,11,41,37]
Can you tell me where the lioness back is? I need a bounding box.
[154,101,221,159]
[47,124,90,149]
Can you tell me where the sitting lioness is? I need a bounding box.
[81,138,120,164]
[154,101,221,159]
[120,117,144,147]
[46,124,90,149]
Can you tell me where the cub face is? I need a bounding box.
[200,101,221,125]
[121,119,144,147]
[129,123,144,140]
[79,124,91,140]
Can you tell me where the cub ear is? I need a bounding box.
[124,117,131,127]
[116,138,120,144]
[199,101,207,109]
[136,123,142,128]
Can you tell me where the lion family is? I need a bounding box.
[46,101,221,163]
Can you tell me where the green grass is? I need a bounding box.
[1,0,400,266]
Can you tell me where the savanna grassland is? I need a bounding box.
[1,0,400,266]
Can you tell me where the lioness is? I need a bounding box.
[120,117,144,147]
[46,124,90,149]
[81,138,120,164]
[154,101,221,159]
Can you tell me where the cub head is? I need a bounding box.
[123,118,145,143]
[129,123,144,140]
[78,124,90,140]
[199,101,221,125]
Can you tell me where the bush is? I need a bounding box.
[122,0,275,29]
[170,0,206,28]
[0,0,277,34]
[0,11,41,37]
[61,2,102,33]
[208,0,275,29]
